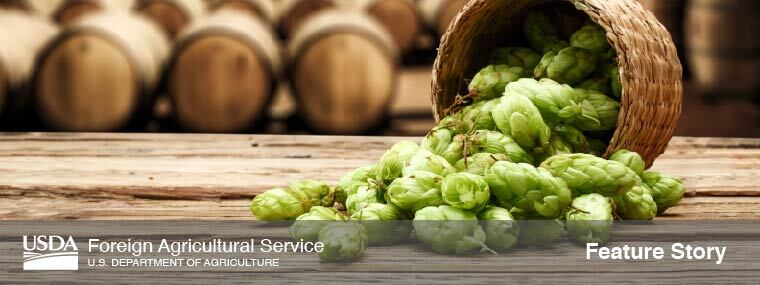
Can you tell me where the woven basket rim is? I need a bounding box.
[430,0,683,167]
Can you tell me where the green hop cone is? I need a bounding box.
[566,193,614,244]
[534,47,598,85]
[421,127,454,157]
[454,153,508,176]
[288,180,335,207]
[350,203,411,245]
[251,180,334,221]
[492,93,551,150]
[540,153,640,197]
[642,171,685,214]
[485,161,572,219]
[543,39,570,54]
[523,11,560,52]
[345,181,384,215]
[534,133,574,163]
[570,24,610,54]
[478,205,520,251]
[403,149,456,177]
[335,164,376,205]
[386,171,445,213]
[289,206,346,241]
[469,130,534,164]
[610,66,622,98]
[489,47,542,74]
[454,99,499,133]
[517,219,565,247]
[441,172,491,212]
[468,65,524,102]
[575,77,611,95]
[421,127,468,165]
[554,124,591,153]
[588,139,608,156]
[572,88,619,131]
[609,149,645,177]
[251,188,308,221]
[376,141,420,186]
[503,78,579,127]
[413,205,493,254]
[318,223,368,262]
[613,185,657,220]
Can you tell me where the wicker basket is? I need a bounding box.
[430,0,683,167]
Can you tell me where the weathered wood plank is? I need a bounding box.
[2,195,759,220]
[0,133,758,201]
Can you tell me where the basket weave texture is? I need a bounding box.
[430,0,683,167]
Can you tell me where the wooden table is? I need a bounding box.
[1,133,759,284]
[0,132,759,220]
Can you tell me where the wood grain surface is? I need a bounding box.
[0,133,758,220]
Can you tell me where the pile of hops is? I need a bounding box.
[250,10,686,262]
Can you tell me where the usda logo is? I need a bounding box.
[22,235,79,270]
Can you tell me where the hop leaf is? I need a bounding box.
[534,47,598,85]
[477,205,520,251]
[318,223,368,262]
[376,141,420,186]
[570,24,610,54]
[485,161,572,219]
[403,149,456,177]
[489,47,542,74]
[350,203,411,245]
[441,173,491,212]
[289,206,346,241]
[386,171,445,213]
[455,153,508,176]
[492,94,551,150]
[609,149,645,177]
[612,185,657,220]
[468,65,524,101]
[413,205,492,254]
[540,153,640,197]
[643,171,685,214]
[565,193,614,244]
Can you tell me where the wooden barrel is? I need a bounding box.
[0,0,33,12]
[275,0,336,38]
[207,0,274,22]
[288,10,398,134]
[168,10,281,132]
[34,12,170,131]
[339,0,420,54]
[134,0,205,38]
[0,12,58,117]
[685,0,760,96]
[52,0,133,25]
[416,0,467,36]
